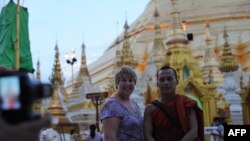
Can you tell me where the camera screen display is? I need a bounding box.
[0,76,21,110]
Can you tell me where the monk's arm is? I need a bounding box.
[102,117,121,141]
[144,104,156,141]
[181,108,198,141]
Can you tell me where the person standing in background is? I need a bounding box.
[70,129,78,141]
[86,124,102,141]
[211,117,224,141]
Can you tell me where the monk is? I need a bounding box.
[143,66,204,141]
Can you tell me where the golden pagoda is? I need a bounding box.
[164,0,217,126]
[48,43,77,133]
[151,7,166,70]
[32,59,42,113]
[219,26,238,73]
[63,0,250,127]
[70,41,91,99]
[88,0,250,94]
[36,59,41,81]
[115,20,137,68]
[219,26,243,125]
[66,42,98,124]
[202,23,224,85]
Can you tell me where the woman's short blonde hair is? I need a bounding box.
[115,66,137,88]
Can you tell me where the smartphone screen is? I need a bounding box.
[0,76,21,110]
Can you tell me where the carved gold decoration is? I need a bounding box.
[116,20,137,68]
[219,26,238,72]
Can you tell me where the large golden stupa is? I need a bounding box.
[86,0,250,125]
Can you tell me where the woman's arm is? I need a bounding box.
[144,104,156,141]
[181,108,198,141]
[102,117,121,141]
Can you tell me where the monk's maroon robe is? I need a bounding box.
[151,95,204,141]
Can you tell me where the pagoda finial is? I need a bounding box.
[115,21,120,44]
[36,58,41,81]
[81,40,86,50]
[50,42,64,85]
[202,23,223,85]
[124,19,129,39]
[205,22,212,44]
[166,0,188,45]
[151,3,166,70]
[79,40,90,80]
[154,6,159,18]
[71,40,91,98]
[115,20,137,68]
[219,25,238,72]
[48,41,69,122]
[223,25,229,46]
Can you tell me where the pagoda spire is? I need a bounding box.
[166,0,188,45]
[151,6,166,70]
[33,58,42,113]
[165,0,203,83]
[115,20,137,68]
[219,25,242,124]
[202,23,223,85]
[123,19,130,51]
[71,41,91,98]
[50,43,64,85]
[36,58,41,81]
[79,41,90,81]
[219,25,238,72]
[48,42,69,123]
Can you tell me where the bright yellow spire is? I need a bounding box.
[115,20,137,68]
[219,25,238,72]
[36,58,41,81]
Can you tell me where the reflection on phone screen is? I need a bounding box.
[0,76,21,110]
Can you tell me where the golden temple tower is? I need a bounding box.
[202,23,224,85]
[165,0,217,126]
[219,26,238,73]
[219,26,243,125]
[36,59,41,81]
[48,43,76,132]
[71,41,91,98]
[115,20,137,68]
[165,0,203,83]
[33,59,42,113]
